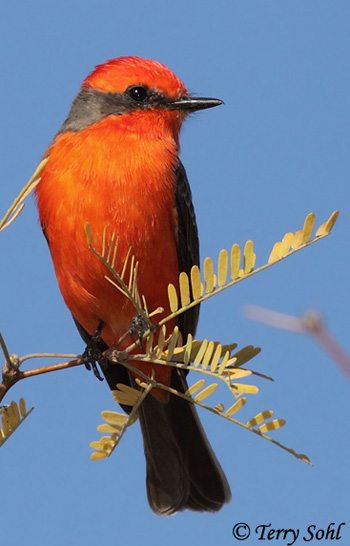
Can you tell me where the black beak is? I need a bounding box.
[168,96,224,111]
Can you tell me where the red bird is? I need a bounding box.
[35,56,231,514]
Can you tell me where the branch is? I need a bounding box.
[0,339,82,403]
[90,355,311,465]
[0,208,339,462]
[245,306,350,380]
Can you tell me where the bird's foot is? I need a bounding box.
[129,314,152,350]
[82,322,108,381]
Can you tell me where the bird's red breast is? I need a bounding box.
[36,104,186,395]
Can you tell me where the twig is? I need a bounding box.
[0,352,83,404]
[245,305,350,380]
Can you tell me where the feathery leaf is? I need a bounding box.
[166,326,179,361]
[225,397,247,416]
[232,383,259,395]
[194,383,219,401]
[202,341,215,370]
[230,243,241,280]
[218,249,228,286]
[190,265,203,300]
[301,213,315,243]
[210,343,223,372]
[168,283,178,312]
[112,385,141,406]
[243,240,256,273]
[0,399,34,448]
[186,379,206,396]
[258,419,286,433]
[179,271,191,306]
[203,257,216,293]
[246,410,274,427]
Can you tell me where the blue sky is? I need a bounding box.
[1,1,349,545]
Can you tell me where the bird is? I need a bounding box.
[35,56,231,515]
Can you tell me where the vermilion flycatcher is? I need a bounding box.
[35,56,231,514]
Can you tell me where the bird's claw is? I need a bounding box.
[82,347,105,381]
[82,321,108,381]
[130,314,149,350]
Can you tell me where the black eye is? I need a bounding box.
[128,86,148,102]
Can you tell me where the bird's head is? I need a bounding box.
[58,57,223,141]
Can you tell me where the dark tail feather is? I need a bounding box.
[74,319,231,514]
[138,369,231,515]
